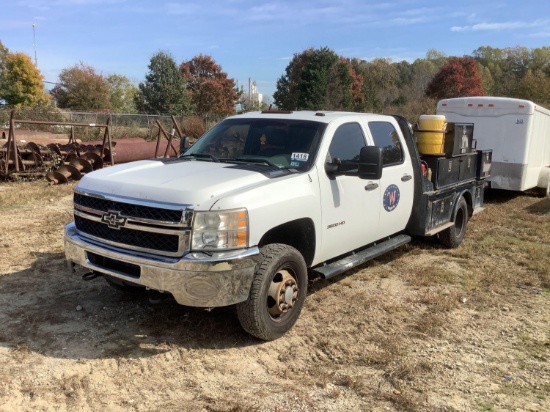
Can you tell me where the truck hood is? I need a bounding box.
[76,159,282,208]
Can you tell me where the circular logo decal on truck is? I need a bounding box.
[383,184,400,212]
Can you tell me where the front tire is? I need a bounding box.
[438,196,469,248]
[237,244,307,341]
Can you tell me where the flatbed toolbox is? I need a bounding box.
[415,115,492,189]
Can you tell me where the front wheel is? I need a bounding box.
[237,244,308,341]
[438,196,469,248]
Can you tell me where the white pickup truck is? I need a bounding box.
[65,111,489,340]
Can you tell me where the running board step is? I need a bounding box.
[313,234,411,280]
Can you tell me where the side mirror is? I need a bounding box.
[180,135,190,154]
[358,146,383,180]
[324,158,340,176]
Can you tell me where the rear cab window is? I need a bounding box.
[367,121,404,167]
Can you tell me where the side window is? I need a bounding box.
[368,121,403,166]
[328,123,366,166]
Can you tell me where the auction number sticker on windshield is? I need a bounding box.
[291,153,309,162]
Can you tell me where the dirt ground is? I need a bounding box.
[0,180,549,412]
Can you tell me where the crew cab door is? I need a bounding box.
[317,122,382,261]
[365,120,414,238]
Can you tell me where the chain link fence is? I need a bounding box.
[0,108,224,142]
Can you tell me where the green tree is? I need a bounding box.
[425,48,449,69]
[51,62,111,110]
[472,46,530,97]
[180,54,239,116]
[514,69,550,105]
[0,40,8,74]
[135,51,191,115]
[478,64,495,96]
[0,51,50,107]
[274,47,362,111]
[354,58,399,112]
[530,46,550,77]
[106,74,138,113]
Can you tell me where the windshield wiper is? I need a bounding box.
[233,157,279,168]
[180,153,220,162]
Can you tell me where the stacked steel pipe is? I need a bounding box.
[1,112,182,184]
[1,138,180,184]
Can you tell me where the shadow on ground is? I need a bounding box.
[0,252,260,361]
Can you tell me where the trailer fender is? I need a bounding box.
[537,167,550,197]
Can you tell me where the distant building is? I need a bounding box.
[249,78,263,104]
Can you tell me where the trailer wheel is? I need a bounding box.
[438,197,469,248]
[540,179,550,197]
[236,244,307,341]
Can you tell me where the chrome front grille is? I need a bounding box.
[74,192,184,223]
[73,190,191,257]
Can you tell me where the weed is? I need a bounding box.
[476,399,495,411]
[9,344,32,362]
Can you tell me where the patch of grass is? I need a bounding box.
[476,399,495,411]
[405,266,457,287]
[9,344,32,362]
[377,389,425,412]
[0,181,75,208]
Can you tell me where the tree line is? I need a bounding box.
[1,40,550,125]
[273,46,550,121]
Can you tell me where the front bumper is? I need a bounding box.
[64,222,259,307]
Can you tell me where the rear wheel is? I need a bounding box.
[438,197,469,248]
[539,179,550,197]
[237,244,307,341]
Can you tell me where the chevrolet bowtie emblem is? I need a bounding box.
[101,210,127,229]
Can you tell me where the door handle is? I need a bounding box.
[365,182,379,191]
[401,174,412,182]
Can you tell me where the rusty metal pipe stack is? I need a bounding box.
[1,111,183,184]
[1,138,181,184]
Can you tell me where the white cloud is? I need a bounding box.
[529,31,550,38]
[451,19,550,32]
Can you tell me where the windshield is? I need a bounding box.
[181,118,327,172]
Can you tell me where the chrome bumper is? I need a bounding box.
[64,222,259,307]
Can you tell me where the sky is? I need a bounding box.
[1,0,550,101]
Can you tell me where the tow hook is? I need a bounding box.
[82,271,101,281]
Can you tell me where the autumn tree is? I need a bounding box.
[51,62,111,110]
[180,54,239,117]
[135,51,191,115]
[274,47,363,111]
[0,51,50,107]
[426,57,485,100]
[106,74,138,113]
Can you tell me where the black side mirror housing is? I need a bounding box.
[358,146,383,180]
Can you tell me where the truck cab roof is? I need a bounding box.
[228,110,392,124]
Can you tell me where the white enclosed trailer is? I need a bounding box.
[437,96,550,195]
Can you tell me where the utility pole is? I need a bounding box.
[32,23,37,66]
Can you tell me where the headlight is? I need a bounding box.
[191,209,249,251]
